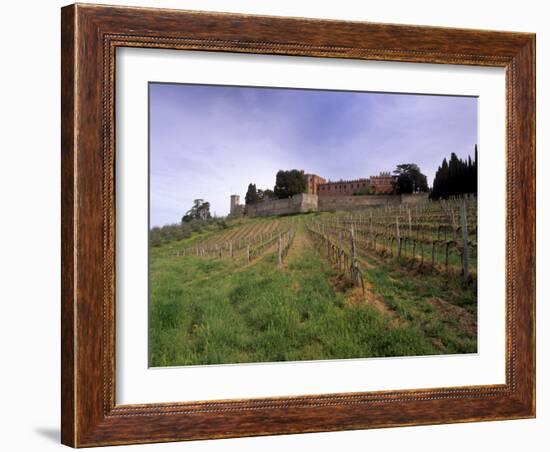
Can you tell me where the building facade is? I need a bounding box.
[304,172,327,195]
[230,170,397,217]
[317,172,396,196]
[317,178,370,196]
[368,172,396,194]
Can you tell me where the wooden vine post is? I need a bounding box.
[460,199,470,282]
[369,211,373,246]
[396,216,401,258]
[349,224,359,287]
[278,234,283,266]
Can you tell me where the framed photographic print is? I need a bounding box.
[61,3,535,447]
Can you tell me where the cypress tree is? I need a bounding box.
[431,146,478,199]
[245,183,260,205]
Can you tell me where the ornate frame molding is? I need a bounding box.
[61,4,535,447]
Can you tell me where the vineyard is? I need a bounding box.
[307,196,477,288]
[150,198,478,367]
[175,217,297,264]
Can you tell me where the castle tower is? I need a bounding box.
[230,195,240,215]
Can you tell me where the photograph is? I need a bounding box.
[148,82,479,367]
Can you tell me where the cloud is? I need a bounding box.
[149,83,477,226]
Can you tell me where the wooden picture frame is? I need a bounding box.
[61,3,535,447]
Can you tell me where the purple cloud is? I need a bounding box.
[149,83,477,226]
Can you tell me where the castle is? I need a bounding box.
[229,170,425,217]
[303,171,396,196]
[230,194,245,217]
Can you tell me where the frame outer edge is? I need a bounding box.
[515,35,536,416]
[61,3,77,448]
[60,3,536,447]
[531,35,536,417]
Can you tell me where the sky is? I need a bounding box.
[149,82,477,226]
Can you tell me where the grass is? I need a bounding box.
[360,256,477,354]
[149,216,477,367]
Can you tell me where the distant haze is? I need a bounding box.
[149,83,477,226]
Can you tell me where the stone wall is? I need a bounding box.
[318,194,401,211]
[401,193,430,205]
[246,193,318,217]
[242,192,429,217]
[228,204,245,217]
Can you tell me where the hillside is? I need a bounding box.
[149,200,477,366]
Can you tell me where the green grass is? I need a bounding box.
[360,256,477,354]
[149,221,444,366]
[149,214,477,367]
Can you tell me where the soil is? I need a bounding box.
[428,297,477,337]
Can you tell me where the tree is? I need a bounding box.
[431,147,478,199]
[257,188,275,202]
[245,183,260,205]
[432,158,449,199]
[273,169,307,199]
[181,199,211,222]
[473,145,478,194]
[393,164,428,194]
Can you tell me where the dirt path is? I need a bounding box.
[353,248,477,341]
[292,225,399,322]
[283,225,312,266]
